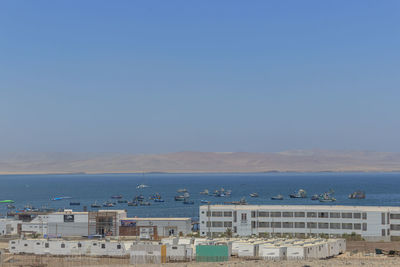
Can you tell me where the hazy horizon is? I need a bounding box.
[1,1,399,154]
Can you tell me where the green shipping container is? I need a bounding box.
[196,245,229,262]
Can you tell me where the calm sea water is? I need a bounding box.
[0,172,399,220]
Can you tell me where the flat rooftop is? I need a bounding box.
[200,204,400,212]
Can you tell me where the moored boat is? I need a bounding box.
[175,195,185,201]
[349,190,366,199]
[271,194,283,200]
[111,195,122,199]
[250,193,259,197]
[177,188,187,193]
[289,189,307,198]
[201,200,210,204]
[117,200,128,203]
[200,189,209,195]
[127,201,138,206]
[183,199,194,205]
[137,184,150,189]
[91,201,101,208]
[311,194,320,200]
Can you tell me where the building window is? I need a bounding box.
[362,213,367,220]
[61,244,65,248]
[258,222,269,228]
[388,213,390,224]
[342,223,353,230]
[206,212,211,217]
[270,212,281,217]
[224,221,232,227]
[201,221,204,224]
[283,222,293,228]
[78,243,82,248]
[251,211,256,218]
[390,224,400,230]
[271,222,281,228]
[318,212,329,218]
[295,212,305,217]
[342,213,352,219]
[233,226,237,233]
[307,212,317,218]
[354,223,361,230]
[382,229,386,236]
[330,212,340,218]
[101,244,106,249]
[117,245,121,249]
[24,244,28,247]
[206,222,211,227]
[330,223,341,229]
[93,243,97,246]
[283,212,293,217]
[36,242,41,245]
[390,214,400,220]
[307,222,317,229]
[353,213,361,219]
[45,243,49,248]
[233,211,237,222]
[251,221,256,229]
[382,213,386,225]
[212,221,223,227]
[362,223,367,231]
[258,212,269,217]
[212,211,223,217]
[201,232,205,235]
[295,222,305,228]
[201,211,205,214]
[241,213,247,222]
[318,223,329,229]
[223,211,232,217]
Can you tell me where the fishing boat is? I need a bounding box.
[127,201,138,206]
[183,199,194,205]
[117,200,128,203]
[0,200,15,203]
[135,195,145,201]
[139,201,151,206]
[250,193,259,197]
[111,195,122,199]
[229,197,247,205]
[271,194,283,200]
[154,198,165,202]
[200,189,209,195]
[69,202,80,206]
[349,190,366,199]
[137,184,150,189]
[214,188,227,197]
[201,200,210,204]
[174,195,185,201]
[52,196,72,201]
[311,194,320,200]
[150,193,162,200]
[91,201,101,208]
[319,192,336,202]
[6,204,15,209]
[177,188,187,193]
[289,189,307,198]
[103,201,115,207]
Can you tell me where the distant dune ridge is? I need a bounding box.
[0,150,400,174]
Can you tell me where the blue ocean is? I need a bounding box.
[1,172,399,220]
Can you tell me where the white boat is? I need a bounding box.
[137,184,149,189]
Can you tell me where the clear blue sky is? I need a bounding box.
[1,1,399,153]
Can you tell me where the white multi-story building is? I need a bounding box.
[199,205,400,241]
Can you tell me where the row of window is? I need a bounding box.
[205,210,368,219]
[250,211,366,219]
[23,242,122,249]
[205,221,367,231]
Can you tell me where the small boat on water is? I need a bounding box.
[349,190,366,199]
[177,188,187,193]
[6,204,15,209]
[319,192,336,202]
[154,199,165,202]
[103,201,115,207]
[91,201,101,208]
[200,189,209,195]
[250,193,259,197]
[214,188,229,197]
[111,195,123,199]
[311,194,320,200]
[127,201,138,206]
[271,194,284,200]
[140,201,151,206]
[52,196,72,201]
[289,189,307,198]
[137,184,150,189]
[117,200,128,203]
[0,200,15,203]
[229,197,247,205]
[135,195,145,201]
[175,195,185,201]
[183,199,194,205]
[69,202,80,206]
[201,200,210,204]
